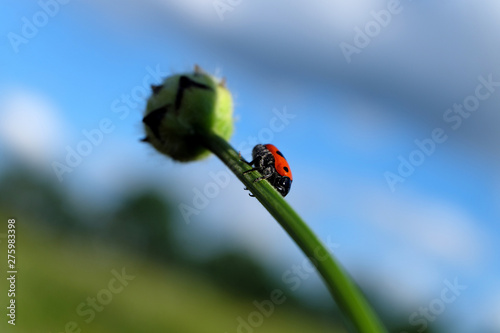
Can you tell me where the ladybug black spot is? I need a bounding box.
[276,151,284,158]
[283,166,289,173]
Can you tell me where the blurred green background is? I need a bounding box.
[0,168,441,333]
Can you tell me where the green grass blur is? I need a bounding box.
[0,167,346,333]
[0,220,344,333]
[0,167,442,332]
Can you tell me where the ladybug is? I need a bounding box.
[242,144,293,197]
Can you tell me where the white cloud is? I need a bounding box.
[156,0,385,28]
[363,188,487,268]
[155,0,218,25]
[0,89,67,167]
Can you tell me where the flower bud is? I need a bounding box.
[142,65,233,161]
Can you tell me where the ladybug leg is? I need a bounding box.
[253,173,272,183]
[242,158,255,166]
[242,167,258,175]
[241,153,258,194]
[243,187,256,197]
[239,151,254,165]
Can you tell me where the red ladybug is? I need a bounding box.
[242,144,293,197]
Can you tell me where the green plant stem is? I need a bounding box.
[201,132,386,333]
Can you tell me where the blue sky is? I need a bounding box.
[2,1,500,331]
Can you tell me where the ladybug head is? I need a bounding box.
[274,176,292,197]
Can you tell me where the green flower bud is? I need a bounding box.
[142,65,234,162]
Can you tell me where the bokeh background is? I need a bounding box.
[1,1,500,332]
